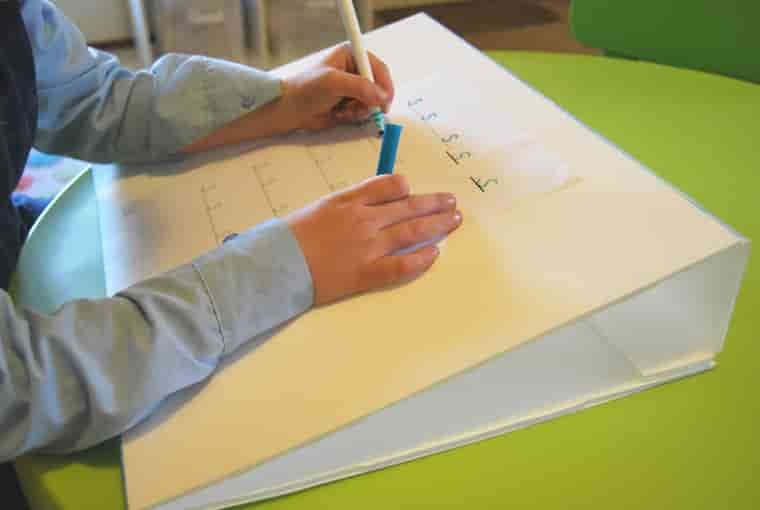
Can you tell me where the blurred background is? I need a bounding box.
[55,0,599,71]
[19,0,598,200]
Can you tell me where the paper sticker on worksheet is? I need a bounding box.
[394,74,570,215]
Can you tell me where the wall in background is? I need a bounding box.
[55,0,133,43]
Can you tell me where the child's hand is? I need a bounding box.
[286,174,461,306]
[181,45,394,153]
[280,44,395,131]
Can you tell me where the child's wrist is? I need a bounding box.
[277,77,306,132]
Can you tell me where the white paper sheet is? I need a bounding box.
[97,72,569,295]
[96,14,746,510]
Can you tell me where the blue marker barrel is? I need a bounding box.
[376,123,403,175]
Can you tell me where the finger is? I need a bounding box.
[321,42,352,68]
[338,174,410,205]
[310,114,339,131]
[372,192,456,228]
[335,110,370,125]
[333,109,353,123]
[380,210,462,254]
[326,70,388,109]
[359,244,440,293]
[333,99,370,122]
[331,96,353,113]
[348,100,371,118]
[368,52,395,112]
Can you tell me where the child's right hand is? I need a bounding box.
[286,174,461,306]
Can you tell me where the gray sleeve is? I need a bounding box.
[24,0,281,163]
[0,219,313,461]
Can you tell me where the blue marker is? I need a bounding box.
[376,123,403,175]
[370,110,386,137]
[337,0,386,137]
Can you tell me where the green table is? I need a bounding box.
[12,52,760,509]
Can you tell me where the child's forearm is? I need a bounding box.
[181,84,297,154]
[181,44,393,155]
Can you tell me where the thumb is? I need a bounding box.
[329,70,388,108]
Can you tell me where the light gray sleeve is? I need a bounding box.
[24,0,281,163]
[0,219,313,461]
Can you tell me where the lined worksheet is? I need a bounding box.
[97,15,747,510]
[96,71,569,295]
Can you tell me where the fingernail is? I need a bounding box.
[443,193,456,207]
[453,211,462,224]
[378,88,389,102]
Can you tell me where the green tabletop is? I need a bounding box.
[12,52,760,509]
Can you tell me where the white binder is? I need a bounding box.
[94,14,750,510]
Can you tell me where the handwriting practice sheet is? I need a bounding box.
[97,72,569,295]
[96,15,749,510]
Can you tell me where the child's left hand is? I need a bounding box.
[279,43,395,131]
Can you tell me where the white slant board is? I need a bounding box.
[93,14,750,510]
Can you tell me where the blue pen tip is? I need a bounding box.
[372,111,386,136]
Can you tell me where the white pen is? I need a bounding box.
[336,0,386,136]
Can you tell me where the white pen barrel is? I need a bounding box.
[336,0,375,81]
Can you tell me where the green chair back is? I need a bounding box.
[570,1,760,83]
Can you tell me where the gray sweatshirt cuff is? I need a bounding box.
[192,218,314,355]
